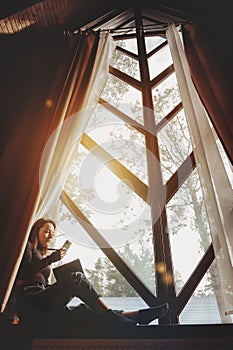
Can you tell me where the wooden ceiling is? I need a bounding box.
[0,0,230,36]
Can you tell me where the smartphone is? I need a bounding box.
[62,239,72,251]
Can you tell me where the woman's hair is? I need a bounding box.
[29,218,56,254]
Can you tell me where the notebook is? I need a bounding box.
[53,258,84,282]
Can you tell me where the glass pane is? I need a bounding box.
[64,146,149,243]
[64,143,154,293]
[115,38,138,55]
[101,74,143,124]
[166,169,212,294]
[63,143,94,217]
[179,261,232,324]
[79,180,154,293]
[111,48,140,81]
[152,72,181,123]
[83,233,156,298]
[56,204,152,309]
[148,44,173,80]
[112,219,155,295]
[86,104,149,185]
[102,296,150,314]
[158,109,192,184]
[145,36,166,54]
[87,255,152,299]
[79,172,148,244]
[56,202,99,254]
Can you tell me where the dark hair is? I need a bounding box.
[29,218,56,254]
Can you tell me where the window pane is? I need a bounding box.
[179,261,232,324]
[86,104,149,185]
[113,219,155,294]
[148,44,173,80]
[102,296,150,314]
[101,74,143,124]
[166,169,212,294]
[111,49,140,81]
[63,141,154,293]
[79,172,148,245]
[77,176,155,294]
[64,145,148,244]
[56,204,152,308]
[115,38,138,55]
[145,36,166,54]
[158,109,192,184]
[152,72,181,123]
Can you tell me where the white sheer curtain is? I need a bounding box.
[166,24,233,317]
[36,31,114,220]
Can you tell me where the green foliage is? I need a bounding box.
[85,242,155,297]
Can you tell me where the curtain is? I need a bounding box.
[182,20,233,165]
[0,29,102,313]
[36,31,113,221]
[166,24,233,317]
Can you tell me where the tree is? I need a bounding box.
[85,257,106,295]
[85,243,154,297]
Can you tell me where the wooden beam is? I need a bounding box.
[109,66,141,91]
[150,64,174,89]
[81,133,149,203]
[60,190,158,306]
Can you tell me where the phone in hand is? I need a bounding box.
[62,239,72,251]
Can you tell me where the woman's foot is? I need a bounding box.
[136,303,169,324]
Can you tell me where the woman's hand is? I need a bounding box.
[46,248,66,264]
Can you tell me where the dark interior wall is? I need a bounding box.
[0,0,232,23]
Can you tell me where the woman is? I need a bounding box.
[13,218,169,326]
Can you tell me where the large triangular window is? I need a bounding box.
[54,10,233,325]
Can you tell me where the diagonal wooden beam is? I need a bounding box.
[176,243,215,315]
[109,65,141,90]
[60,190,158,306]
[166,152,196,204]
[81,133,149,203]
[116,45,138,61]
[98,97,146,135]
[147,40,168,59]
[150,64,174,89]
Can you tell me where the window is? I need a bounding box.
[54,12,232,324]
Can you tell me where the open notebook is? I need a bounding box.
[53,258,84,282]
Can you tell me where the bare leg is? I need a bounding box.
[92,297,110,314]
[93,299,169,325]
[121,310,138,321]
[92,298,135,326]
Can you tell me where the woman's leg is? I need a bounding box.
[27,272,101,312]
[18,273,168,326]
[92,297,110,314]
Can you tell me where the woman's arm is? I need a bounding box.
[18,241,62,279]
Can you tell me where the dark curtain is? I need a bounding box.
[0,29,99,312]
[182,19,233,164]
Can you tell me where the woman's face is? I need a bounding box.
[37,222,55,249]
